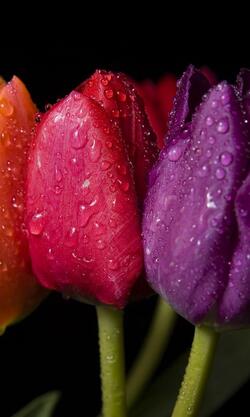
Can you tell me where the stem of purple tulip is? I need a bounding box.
[172,325,219,417]
[127,297,176,407]
[97,305,127,417]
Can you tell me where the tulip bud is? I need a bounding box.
[26,71,158,308]
[143,65,250,328]
[0,76,46,332]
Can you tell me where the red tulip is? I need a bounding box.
[26,71,158,308]
[0,76,46,332]
[137,75,177,148]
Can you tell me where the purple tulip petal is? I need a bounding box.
[168,65,210,138]
[143,82,249,325]
[219,173,250,326]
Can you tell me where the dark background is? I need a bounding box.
[1,40,250,417]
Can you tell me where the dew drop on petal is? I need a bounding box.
[89,139,102,162]
[101,160,111,170]
[167,145,182,162]
[108,259,119,270]
[208,136,215,144]
[71,129,88,150]
[65,227,78,248]
[104,89,114,99]
[216,118,229,133]
[29,211,47,236]
[215,167,226,180]
[221,93,230,105]
[206,116,214,126]
[0,99,14,117]
[220,152,233,166]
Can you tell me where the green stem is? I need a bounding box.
[127,297,176,408]
[97,305,127,417]
[172,325,219,417]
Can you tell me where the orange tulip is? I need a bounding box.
[0,76,46,334]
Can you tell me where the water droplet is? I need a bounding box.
[211,217,219,227]
[104,89,114,99]
[0,99,14,116]
[206,149,212,158]
[3,226,13,237]
[45,103,52,111]
[65,227,78,247]
[96,239,106,249]
[78,204,96,227]
[82,179,90,189]
[240,208,248,217]
[106,141,113,149]
[101,77,109,86]
[167,145,182,162]
[47,248,54,260]
[117,91,127,102]
[70,157,81,175]
[200,130,206,140]
[111,109,120,118]
[99,161,110,171]
[109,218,117,228]
[206,192,216,209]
[117,164,127,176]
[221,93,230,105]
[55,167,62,182]
[54,185,62,194]
[215,167,226,180]
[220,151,233,166]
[216,118,229,133]
[120,181,130,192]
[109,182,117,193]
[93,221,106,235]
[71,129,88,149]
[208,136,215,144]
[29,211,47,236]
[206,116,214,126]
[108,259,119,270]
[198,165,208,177]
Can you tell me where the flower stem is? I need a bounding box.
[127,297,176,408]
[172,325,219,417]
[96,305,127,417]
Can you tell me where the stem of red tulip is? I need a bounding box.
[171,325,219,417]
[127,297,176,408]
[97,305,127,417]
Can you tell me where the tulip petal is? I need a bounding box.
[143,82,249,324]
[219,173,250,326]
[168,65,210,138]
[0,77,46,329]
[78,70,159,202]
[27,91,143,308]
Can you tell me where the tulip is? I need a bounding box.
[137,74,176,149]
[143,64,250,328]
[0,76,46,333]
[26,70,158,309]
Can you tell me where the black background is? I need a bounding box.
[1,36,250,417]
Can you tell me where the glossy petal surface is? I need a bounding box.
[143,77,249,325]
[0,77,46,330]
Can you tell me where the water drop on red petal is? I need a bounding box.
[104,89,114,99]
[29,211,47,236]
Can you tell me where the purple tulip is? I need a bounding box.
[143,65,250,328]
